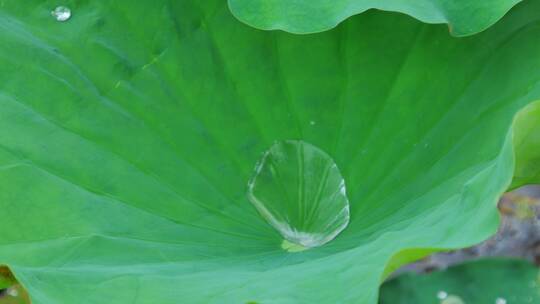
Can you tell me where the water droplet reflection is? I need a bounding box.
[51,6,71,22]
[495,297,507,304]
[247,140,350,249]
[437,291,448,300]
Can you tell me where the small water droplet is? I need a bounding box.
[247,140,350,249]
[495,297,507,304]
[441,295,464,304]
[309,120,316,126]
[437,291,448,300]
[51,6,71,22]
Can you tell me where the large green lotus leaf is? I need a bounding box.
[512,100,540,188]
[2,0,540,303]
[228,0,523,36]
[380,258,540,303]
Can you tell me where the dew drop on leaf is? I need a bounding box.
[247,140,350,249]
[51,6,71,22]
[437,291,448,300]
[441,295,464,304]
[495,297,507,304]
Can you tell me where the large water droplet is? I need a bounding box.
[51,6,71,22]
[247,140,350,249]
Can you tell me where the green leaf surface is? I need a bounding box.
[380,258,540,304]
[228,0,523,36]
[1,0,540,303]
[512,101,540,188]
[0,279,11,291]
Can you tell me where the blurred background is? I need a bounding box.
[381,185,540,304]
